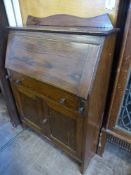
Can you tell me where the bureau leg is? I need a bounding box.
[80,163,84,174]
[80,152,95,174]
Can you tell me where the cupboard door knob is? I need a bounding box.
[59,98,66,105]
[42,118,48,124]
[5,75,9,80]
[5,74,12,81]
[15,79,22,85]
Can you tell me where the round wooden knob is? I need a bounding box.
[42,118,48,124]
[15,79,22,85]
[59,98,66,104]
[5,75,9,80]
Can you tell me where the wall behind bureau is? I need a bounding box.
[19,0,120,25]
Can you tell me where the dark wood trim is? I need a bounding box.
[100,0,131,155]
[102,0,130,128]
[107,0,131,140]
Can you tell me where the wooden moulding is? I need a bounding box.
[26,13,113,28]
[8,14,119,36]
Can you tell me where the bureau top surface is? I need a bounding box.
[6,31,105,99]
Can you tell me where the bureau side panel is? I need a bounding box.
[81,35,116,173]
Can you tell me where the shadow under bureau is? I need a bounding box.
[5,14,118,173]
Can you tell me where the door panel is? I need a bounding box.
[49,108,76,150]
[12,85,44,132]
[47,100,83,158]
[20,92,40,126]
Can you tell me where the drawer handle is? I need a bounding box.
[59,98,66,105]
[42,118,48,124]
[15,79,22,85]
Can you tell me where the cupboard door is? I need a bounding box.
[12,85,44,132]
[47,101,83,158]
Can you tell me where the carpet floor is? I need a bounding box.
[0,94,131,175]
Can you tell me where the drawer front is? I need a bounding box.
[9,71,86,114]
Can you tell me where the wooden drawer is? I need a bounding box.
[9,71,86,114]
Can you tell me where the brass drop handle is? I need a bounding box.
[15,79,22,85]
[59,98,66,105]
[42,118,48,124]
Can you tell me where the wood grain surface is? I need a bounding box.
[5,14,118,174]
[5,31,104,99]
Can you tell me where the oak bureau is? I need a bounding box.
[5,14,118,173]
